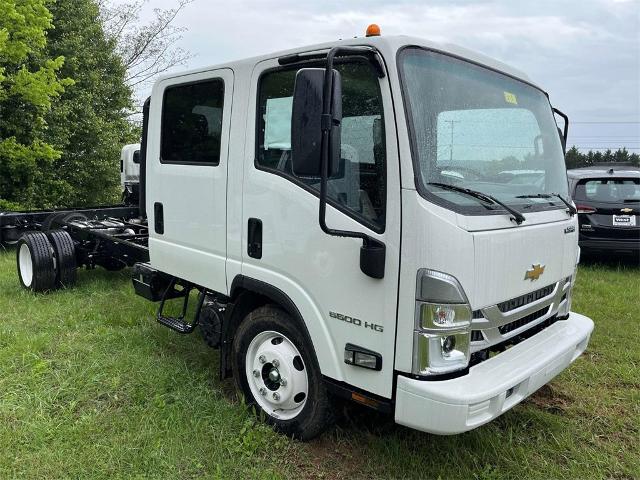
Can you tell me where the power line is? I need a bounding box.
[570,135,640,138]
[574,147,640,150]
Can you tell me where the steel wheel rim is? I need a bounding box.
[19,244,33,287]
[245,330,309,420]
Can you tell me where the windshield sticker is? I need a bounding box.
[504,91,518,105]
[264,96,293,150]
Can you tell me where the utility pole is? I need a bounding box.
[445,120,458,162]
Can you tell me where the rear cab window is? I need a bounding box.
[161,79,225,165]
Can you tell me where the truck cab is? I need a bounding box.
[139,32,593,439]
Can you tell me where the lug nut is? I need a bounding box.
[259,387,267,396]
[272,392,280,401]
[253,369,260,378]
[258,355,266,364]
[280,378,287,387]
[272,359,279,368]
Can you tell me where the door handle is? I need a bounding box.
[247,218,262,259]
[154,202,164,234]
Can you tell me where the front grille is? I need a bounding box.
[472,310,484,319]
[470,315,559,368]
[498,306,549,334]
[470,330,484,342]
[497,284,555,313]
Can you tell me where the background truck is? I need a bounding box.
[9,29,594,440]
[121,143,141,206]
[2,143,147,287]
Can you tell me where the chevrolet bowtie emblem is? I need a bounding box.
[621,208,633,213]
[524,264,545,281]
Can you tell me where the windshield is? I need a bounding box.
[399,48,569,214]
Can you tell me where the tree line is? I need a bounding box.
[0,0,190,210]
[564,146,639,169]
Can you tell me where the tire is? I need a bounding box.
[16,232,56,292]
[232,305,334,440]
[46,230,77,288]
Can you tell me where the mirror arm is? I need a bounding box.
[318,46,386,279]
[552,107,569,145]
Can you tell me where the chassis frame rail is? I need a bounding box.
[0,205,140,245]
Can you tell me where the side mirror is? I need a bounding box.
[291,68,342,177]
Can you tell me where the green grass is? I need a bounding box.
[0,250,638,479]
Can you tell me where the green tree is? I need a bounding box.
[564,146,582,169]
[0,0,73,209]
[42,0,137,207]
[564,146,639,169]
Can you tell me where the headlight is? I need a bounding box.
[414,330,470,375]
[419,303,471,329]
[412,269,472,376]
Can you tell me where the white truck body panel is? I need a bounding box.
[147,68,234,295]
[238,55,402,395]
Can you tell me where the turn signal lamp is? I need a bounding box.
[344,343,382,371]
[366,24,381,37]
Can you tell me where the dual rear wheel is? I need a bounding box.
[16,231,76,292]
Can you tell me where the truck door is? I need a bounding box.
[147,69,234,294]
[241,58,401,398]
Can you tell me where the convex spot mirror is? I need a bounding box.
[291,68,342,178]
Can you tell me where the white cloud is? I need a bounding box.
[125,0,640,149]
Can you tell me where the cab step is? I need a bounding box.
[156,277,206,334]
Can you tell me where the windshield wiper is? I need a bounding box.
[428,182,526,225]
[516,193,576,216]
[623,198,640,203]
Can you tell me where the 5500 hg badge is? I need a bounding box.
[330,311,384,333]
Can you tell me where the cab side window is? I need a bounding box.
[161,79,225,165]
[256,61,386,231]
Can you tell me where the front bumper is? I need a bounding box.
[394,312,593,435]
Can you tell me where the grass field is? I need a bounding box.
[0,249,638,479]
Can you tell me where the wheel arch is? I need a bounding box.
[220,275,336,381]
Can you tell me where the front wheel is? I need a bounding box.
[231,305,333,440]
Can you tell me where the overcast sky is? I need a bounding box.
[131,0,640,152]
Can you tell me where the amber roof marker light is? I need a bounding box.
[366,24,381,37]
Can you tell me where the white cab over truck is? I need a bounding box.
[120,30,593,439]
